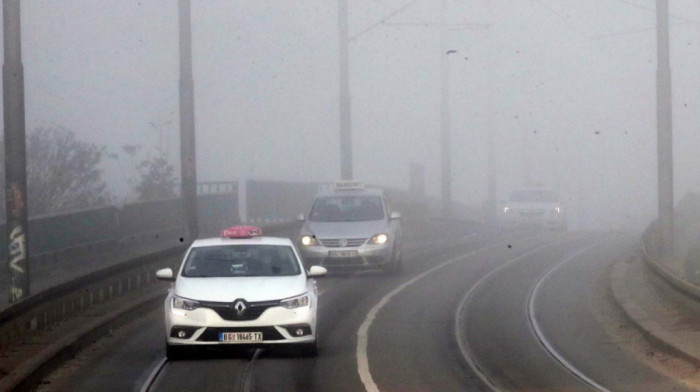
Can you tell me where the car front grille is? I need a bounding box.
[519,209,545,217]
[323,257,366,266]
[319,238,368,247]
[197,326,285,342]
[199,300,280,321]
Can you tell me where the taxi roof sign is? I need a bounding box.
[221,226,263,239]
[333,181,365,191]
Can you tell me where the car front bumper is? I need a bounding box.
[299,242,394,270]
[499,213,566,229]
[164,299,317,346]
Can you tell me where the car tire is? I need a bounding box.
[166,343,188,360]
[382,253,401,276]
[395,256,403,274]
[297,339,318,357]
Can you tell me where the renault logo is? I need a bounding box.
[339,238,348,247]
[232,300,247,315]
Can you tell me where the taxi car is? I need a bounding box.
[498,188,567,231]
[297,181,403,274]
[155,226,327,359]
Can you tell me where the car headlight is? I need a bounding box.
[370,233,389,244]
[173,295,200,311]
[301,235,318,246]
[280,293,309,309]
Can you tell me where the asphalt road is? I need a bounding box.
[36,229,695,392]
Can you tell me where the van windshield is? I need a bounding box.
[309,195,385,222]
[509,190,559,203]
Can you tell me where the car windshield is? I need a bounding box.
[509,190,559,203]
[181,245,301,277]
[309,195,385,222]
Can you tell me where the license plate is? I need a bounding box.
[219,332,263,343]
[329,250,359,257]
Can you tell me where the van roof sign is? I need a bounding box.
[221,226,263,238]
[333,181,365,191]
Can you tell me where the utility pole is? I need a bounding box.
[484,10,497,223]
[338,0,353,180]
[486,120,497,222]
[656,0,673,255]
[440,0,452,218]
[3,0,29,303]
[179,0,199,240]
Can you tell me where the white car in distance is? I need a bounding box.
[156,226,327,359]
[499,188,567,231]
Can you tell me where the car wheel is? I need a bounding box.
[166,343,188,360]
[297,339,318,357]
[394,256,403,274]
[383,246,401,276]
[383,259,401,275]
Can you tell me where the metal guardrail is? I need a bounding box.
[0,245,186,351]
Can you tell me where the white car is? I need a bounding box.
[499,188,567,231]
[156,226,327,359]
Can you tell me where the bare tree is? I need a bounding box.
[135,155,177,201]
[25,127,111,216]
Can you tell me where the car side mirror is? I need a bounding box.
[308,265,327,278]
[156,268,175,281]
[296,213,305,222]
[390,211,402,220]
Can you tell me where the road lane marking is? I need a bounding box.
[139,357,167,392]
[454,240,572,391]
[241,348,263,392]
[356,236,552,392]
[403,232,479,252]
[318,232,481,300]
[527,243,611,392]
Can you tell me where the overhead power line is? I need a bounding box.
[349,0,421,42]
[610,0,700,25]
[592,22,690,40]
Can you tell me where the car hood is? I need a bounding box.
[507,201,558,210]
[303,220,389,238]
[175,275,307,302]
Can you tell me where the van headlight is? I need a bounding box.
[370,234,389,244]
[280,293,309,309]
[173,295,200,311]
[301,235,318,246]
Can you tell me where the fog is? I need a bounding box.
[6,0,700,231]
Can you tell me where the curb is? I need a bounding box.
[640,245,700,301]
[610,251,700,366]
[0,289,166,392]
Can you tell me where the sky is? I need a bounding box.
[2,0,700,230]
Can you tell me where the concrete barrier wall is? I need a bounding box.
[642,192,700,285]
[117,198,184,238]
[242,179,320,224]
